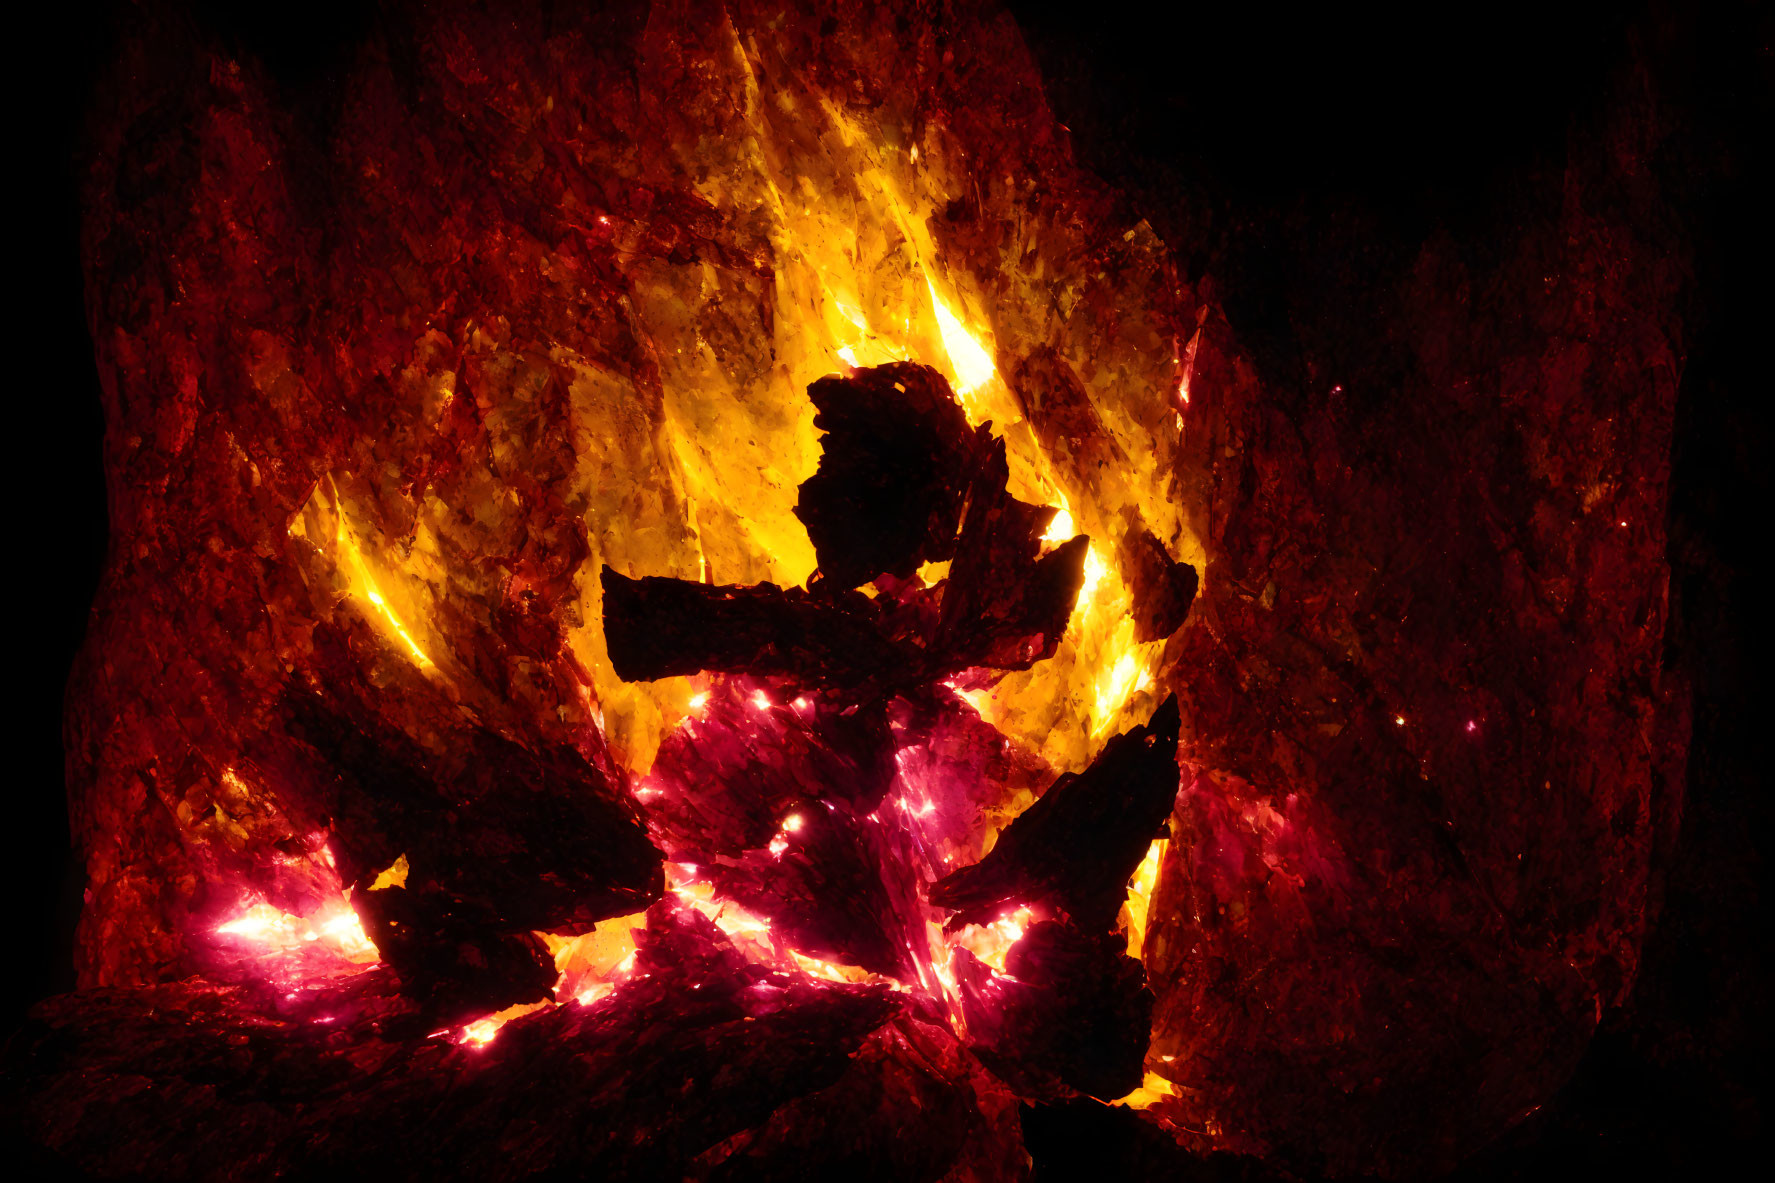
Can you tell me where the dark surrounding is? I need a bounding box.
[14,1,1766,1179]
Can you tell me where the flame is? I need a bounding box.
[927,277,997,399]
[1118,838,1168,959]
[262,8,1199,789]
[214,898,379,966]
[459,1000,552,1047]
[952,906,1034,973]
[543,910,649,1003]
[789,951,874,984]
[1112,1071,1180,1110]
[289,478,437,673]
[367,853,409,891]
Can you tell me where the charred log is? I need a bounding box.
[933,438,1089,674]
[601,567,914,690]
[929,695,1182,929]
[955,919,1154,1101]
[794,362,986,591]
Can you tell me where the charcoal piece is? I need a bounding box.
[270,689,661,1017]
[868,571,948,652]
[429,728,663,931]
[358,886,558,1026]
[955,919,1153,1101]
[794,362,985,590]
[281,688,661,933]
[1,906,906,1182]
[601,567,912,689]
[933,437,1088,673]
[706,803,911,978]
[644,678,896,857]
[1020,1099,1282,1183]
[1120,526,1199,642]
[696,1013,1025,1183]
[929,695,1181,929]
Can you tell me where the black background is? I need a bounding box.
[13,2,1768,1179]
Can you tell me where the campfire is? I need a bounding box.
[10,1,1690,1179]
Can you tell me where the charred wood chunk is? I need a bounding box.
[285,690,661,931]
[1120,526,1199,643]
[646,679,896,856]
[704,803,911,978]
[955,920,1153,1102]
[794,362,984,590]
[934,437,1088,673]
[929,696,1181,930]
[277,689,661,1012]
[434,729,662,932]
[1019,1097,1281,1183]
[601,566,913,689]
[696,1013,1024,1183]
[355,886,557,1026]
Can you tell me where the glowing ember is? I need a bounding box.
[952,906,1036,973]
[213,899,379,966]
[460,1000,552,1046]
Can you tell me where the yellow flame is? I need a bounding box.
[790,951,874,983]
[927,277,997,398]
[1112,1071,1180,1110]
[544,910,649,1002]
[282,16,1199,783]
[952,906,1034,973]
[460,1000,551,1046]
[1119,838,1168,959]
[1093,648,1148,739]
[367,854,409,892]
[294,478,437,672]
[334,514,433,669]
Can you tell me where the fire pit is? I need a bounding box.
[10,1,1697,1178]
